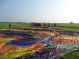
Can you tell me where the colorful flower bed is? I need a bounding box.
[0,29,79,59]
[0,29,55,59]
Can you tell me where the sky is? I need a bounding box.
[0,0,79,23]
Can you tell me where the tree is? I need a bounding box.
[70,22,74,24]
[9,24,11,29]
[53,23,57,27]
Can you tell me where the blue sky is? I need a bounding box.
[0,0,79,23]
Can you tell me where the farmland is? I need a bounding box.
[0,22,79,32]
[0,22,79,59]
[56,23,79,32]
[0,22,31,29]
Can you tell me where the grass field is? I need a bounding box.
[62,50,79,59]
[0,22,79,32]
[0,22,31,29]
[56,23,79,32]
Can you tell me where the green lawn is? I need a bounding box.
[53,23,79,32]
[54,27,79,32]
[0,22,79,32]
[57,23,79,27]
[0,22,31,29]
[62,50,79,59]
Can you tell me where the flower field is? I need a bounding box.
[0,28,79,59]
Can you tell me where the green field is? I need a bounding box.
[0,22,79,32]
[0,22,31,29]
[56,23,79,32]
[62,50,79,59]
